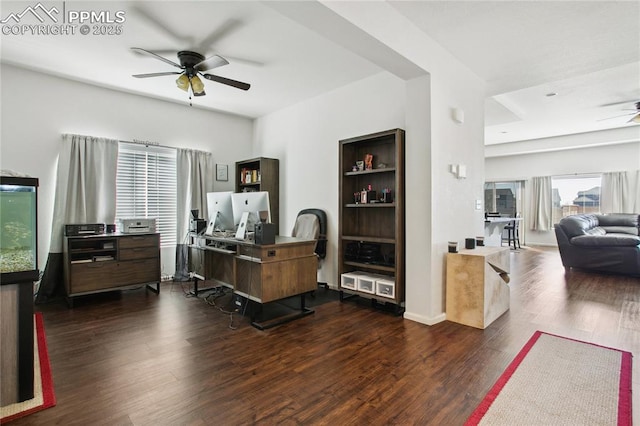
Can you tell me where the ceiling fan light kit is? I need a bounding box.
[190,75,206,96]
[131,47,250,105]
[176,74,190,91]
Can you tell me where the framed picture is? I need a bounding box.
[216,164,228,181]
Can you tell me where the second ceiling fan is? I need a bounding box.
[131,47,251,99]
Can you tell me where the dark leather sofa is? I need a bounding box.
[554,213,640,276]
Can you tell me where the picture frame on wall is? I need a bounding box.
[216,164,228,181]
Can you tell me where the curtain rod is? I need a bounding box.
[120,139,211,155]
[63,133,211,155]
[551,172,604,178]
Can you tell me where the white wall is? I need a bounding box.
[486,138,640,245]
[0,64,254,276]
[316,2,485,325]
[254,2,486,325]
[253,71,407,286]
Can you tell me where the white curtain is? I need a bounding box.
[530,176,553,231]
[174,148,214,281]
[601,170,640,213]
[36,134,119,302]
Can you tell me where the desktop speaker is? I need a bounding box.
[190,219,206,234]
[254,222,275,245]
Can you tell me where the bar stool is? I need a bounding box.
[503,215,521,249]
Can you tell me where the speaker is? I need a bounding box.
[254,222,275,245]
[190,219,206,234]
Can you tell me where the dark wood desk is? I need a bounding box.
[188,234,318,329]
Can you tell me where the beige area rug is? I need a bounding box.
[1,313,55,424]
[466,331,632,425]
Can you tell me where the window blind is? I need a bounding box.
[116,144,177,247]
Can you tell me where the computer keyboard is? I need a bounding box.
[212,230,236,238]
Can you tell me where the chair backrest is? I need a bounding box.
[292,208,327,259]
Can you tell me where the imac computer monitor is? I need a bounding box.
[206,191,235,233]
[231,191,271,232]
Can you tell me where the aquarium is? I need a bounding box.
[1,176,39,283]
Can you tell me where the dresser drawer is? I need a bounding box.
[69,258,160,294]
[118,258,160,285]
[70,261,119,293]
[119,247,159,261]
[119,234,159,249]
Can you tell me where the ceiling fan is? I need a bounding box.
[131,47,250,101]
[599,100,640,124]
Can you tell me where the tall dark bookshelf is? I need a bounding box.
[235,157,279,234]
[338,129,405,312]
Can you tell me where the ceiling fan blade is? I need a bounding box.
[195,54,229,72]
[195,19,243,53]
[600,99,640,107]
[202,74,251,91]
[131,47,182,69]
[597,113,636,122]
[133,72,182,78]
[131,5,194,46]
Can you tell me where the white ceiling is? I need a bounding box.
[1,1,639,145]
[388,0,640,144]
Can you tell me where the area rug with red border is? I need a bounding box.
[466,331,632,426]
[1,313,56,424]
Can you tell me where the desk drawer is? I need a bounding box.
[119,234,159,249]
[238,243,314,262]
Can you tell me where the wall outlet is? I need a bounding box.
[476,199,482,210]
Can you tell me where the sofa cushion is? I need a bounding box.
[558,214,599,239]
[571,234,640,247]
[597,213,639,228]
[597,214,639,236]
[601,226,638,235]
[585,226,606,236]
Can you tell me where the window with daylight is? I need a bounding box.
[484,181,524,216]
[551,174,602,224]
[116,143,177,247]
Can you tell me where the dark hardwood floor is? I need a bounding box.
[24,246,639,425]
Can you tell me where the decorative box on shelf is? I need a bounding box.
[341,271,395,297]
[375,276,395,299]
[356,274,376,294]
[340,272,361,290]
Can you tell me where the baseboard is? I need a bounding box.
[403,311,446,326]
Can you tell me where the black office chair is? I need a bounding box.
[291,208,328,288]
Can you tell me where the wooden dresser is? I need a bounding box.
[63,233,160,307]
